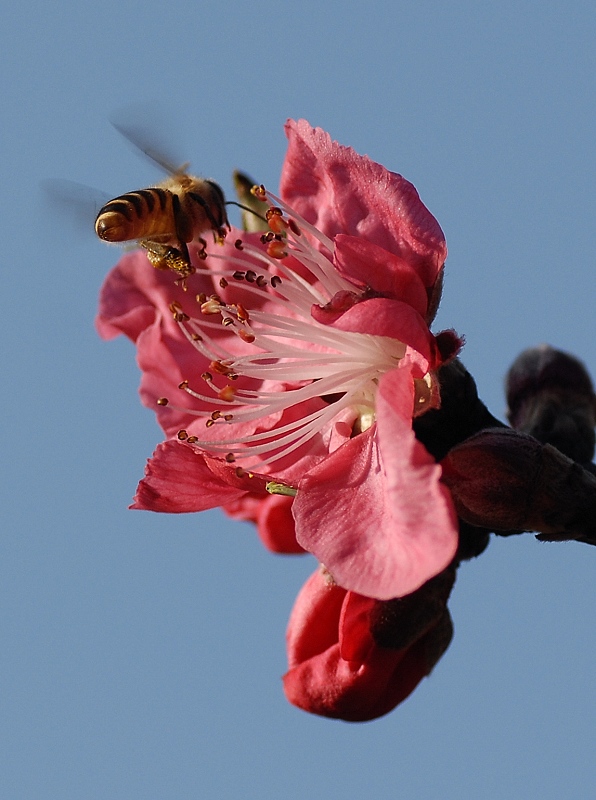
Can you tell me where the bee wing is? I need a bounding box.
[40,179,111,238]
[109,106,190,177]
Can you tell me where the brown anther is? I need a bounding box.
[219,277,228,289]
[191,333,202,341]
[218,385,237,402]
[288,218,301,236]
[178,380,189,390]
[239,330,256,344]
[211,411,222,420]
[157,397,169,406]
[256,275,267,287]
[232,271,245,281]
[210,360,234,376]
[267,240,288,260]
[225,453,236,463]
[235,466,246,478]
[177,429,188,441]
[266,206,283,219]
[196,293,207,304]
[260,231,275,244]
[187,436,198,444]
[245,271,256,283]
[270,275,282,288]
[169,301,189,321]
[234,239,244,250]
[201,372,213,382]
[224,414,234,422]
[235,303,250,322]
[198,250,208,261]
[206,419,215,428]
[222,317,234,327]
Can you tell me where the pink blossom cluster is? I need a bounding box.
[97,120,464,721]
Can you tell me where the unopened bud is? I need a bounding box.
[441,427,596,542]
[506,345,596,464]
[370,566,455,660]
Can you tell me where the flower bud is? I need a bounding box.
[506,345,596,464]
[441,428,596,542]
[283,566,456,722]
[414,359,505,462]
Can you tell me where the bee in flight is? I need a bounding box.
[94,121,231,280]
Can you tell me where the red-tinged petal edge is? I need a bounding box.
[132,440,269,513]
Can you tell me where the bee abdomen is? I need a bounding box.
[95,188,174,243]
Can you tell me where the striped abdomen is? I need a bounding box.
[95,188,177,243]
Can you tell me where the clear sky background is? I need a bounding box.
[2,1,596,798]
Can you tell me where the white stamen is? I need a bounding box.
[167,194,408,470]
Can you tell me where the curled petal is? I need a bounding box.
[333,234,429,315]
[313,296,436,369]
[281,119,447,287]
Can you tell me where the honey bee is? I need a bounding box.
[94,120,231,279]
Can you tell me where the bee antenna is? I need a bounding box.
[225,200,267,223]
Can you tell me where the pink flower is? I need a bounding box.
[97,119,460,600]
[284,566,455,722]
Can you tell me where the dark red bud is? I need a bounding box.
[441,427,596,541]
[506,345,596,464]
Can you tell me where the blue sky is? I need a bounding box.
[2,1,596,797]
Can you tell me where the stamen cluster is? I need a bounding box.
[157,190,409,471]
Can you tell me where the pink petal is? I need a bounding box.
[96,251,163,342]
[338,591,376,663]
[333,234,430,313]
[293,366,458,600]
[254,494,305,554]
[132,440,266,513]
[312,296,435,372]
[285,570,348,667]
[280,119,446,287]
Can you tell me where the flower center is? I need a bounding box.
[162,191,408,470]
